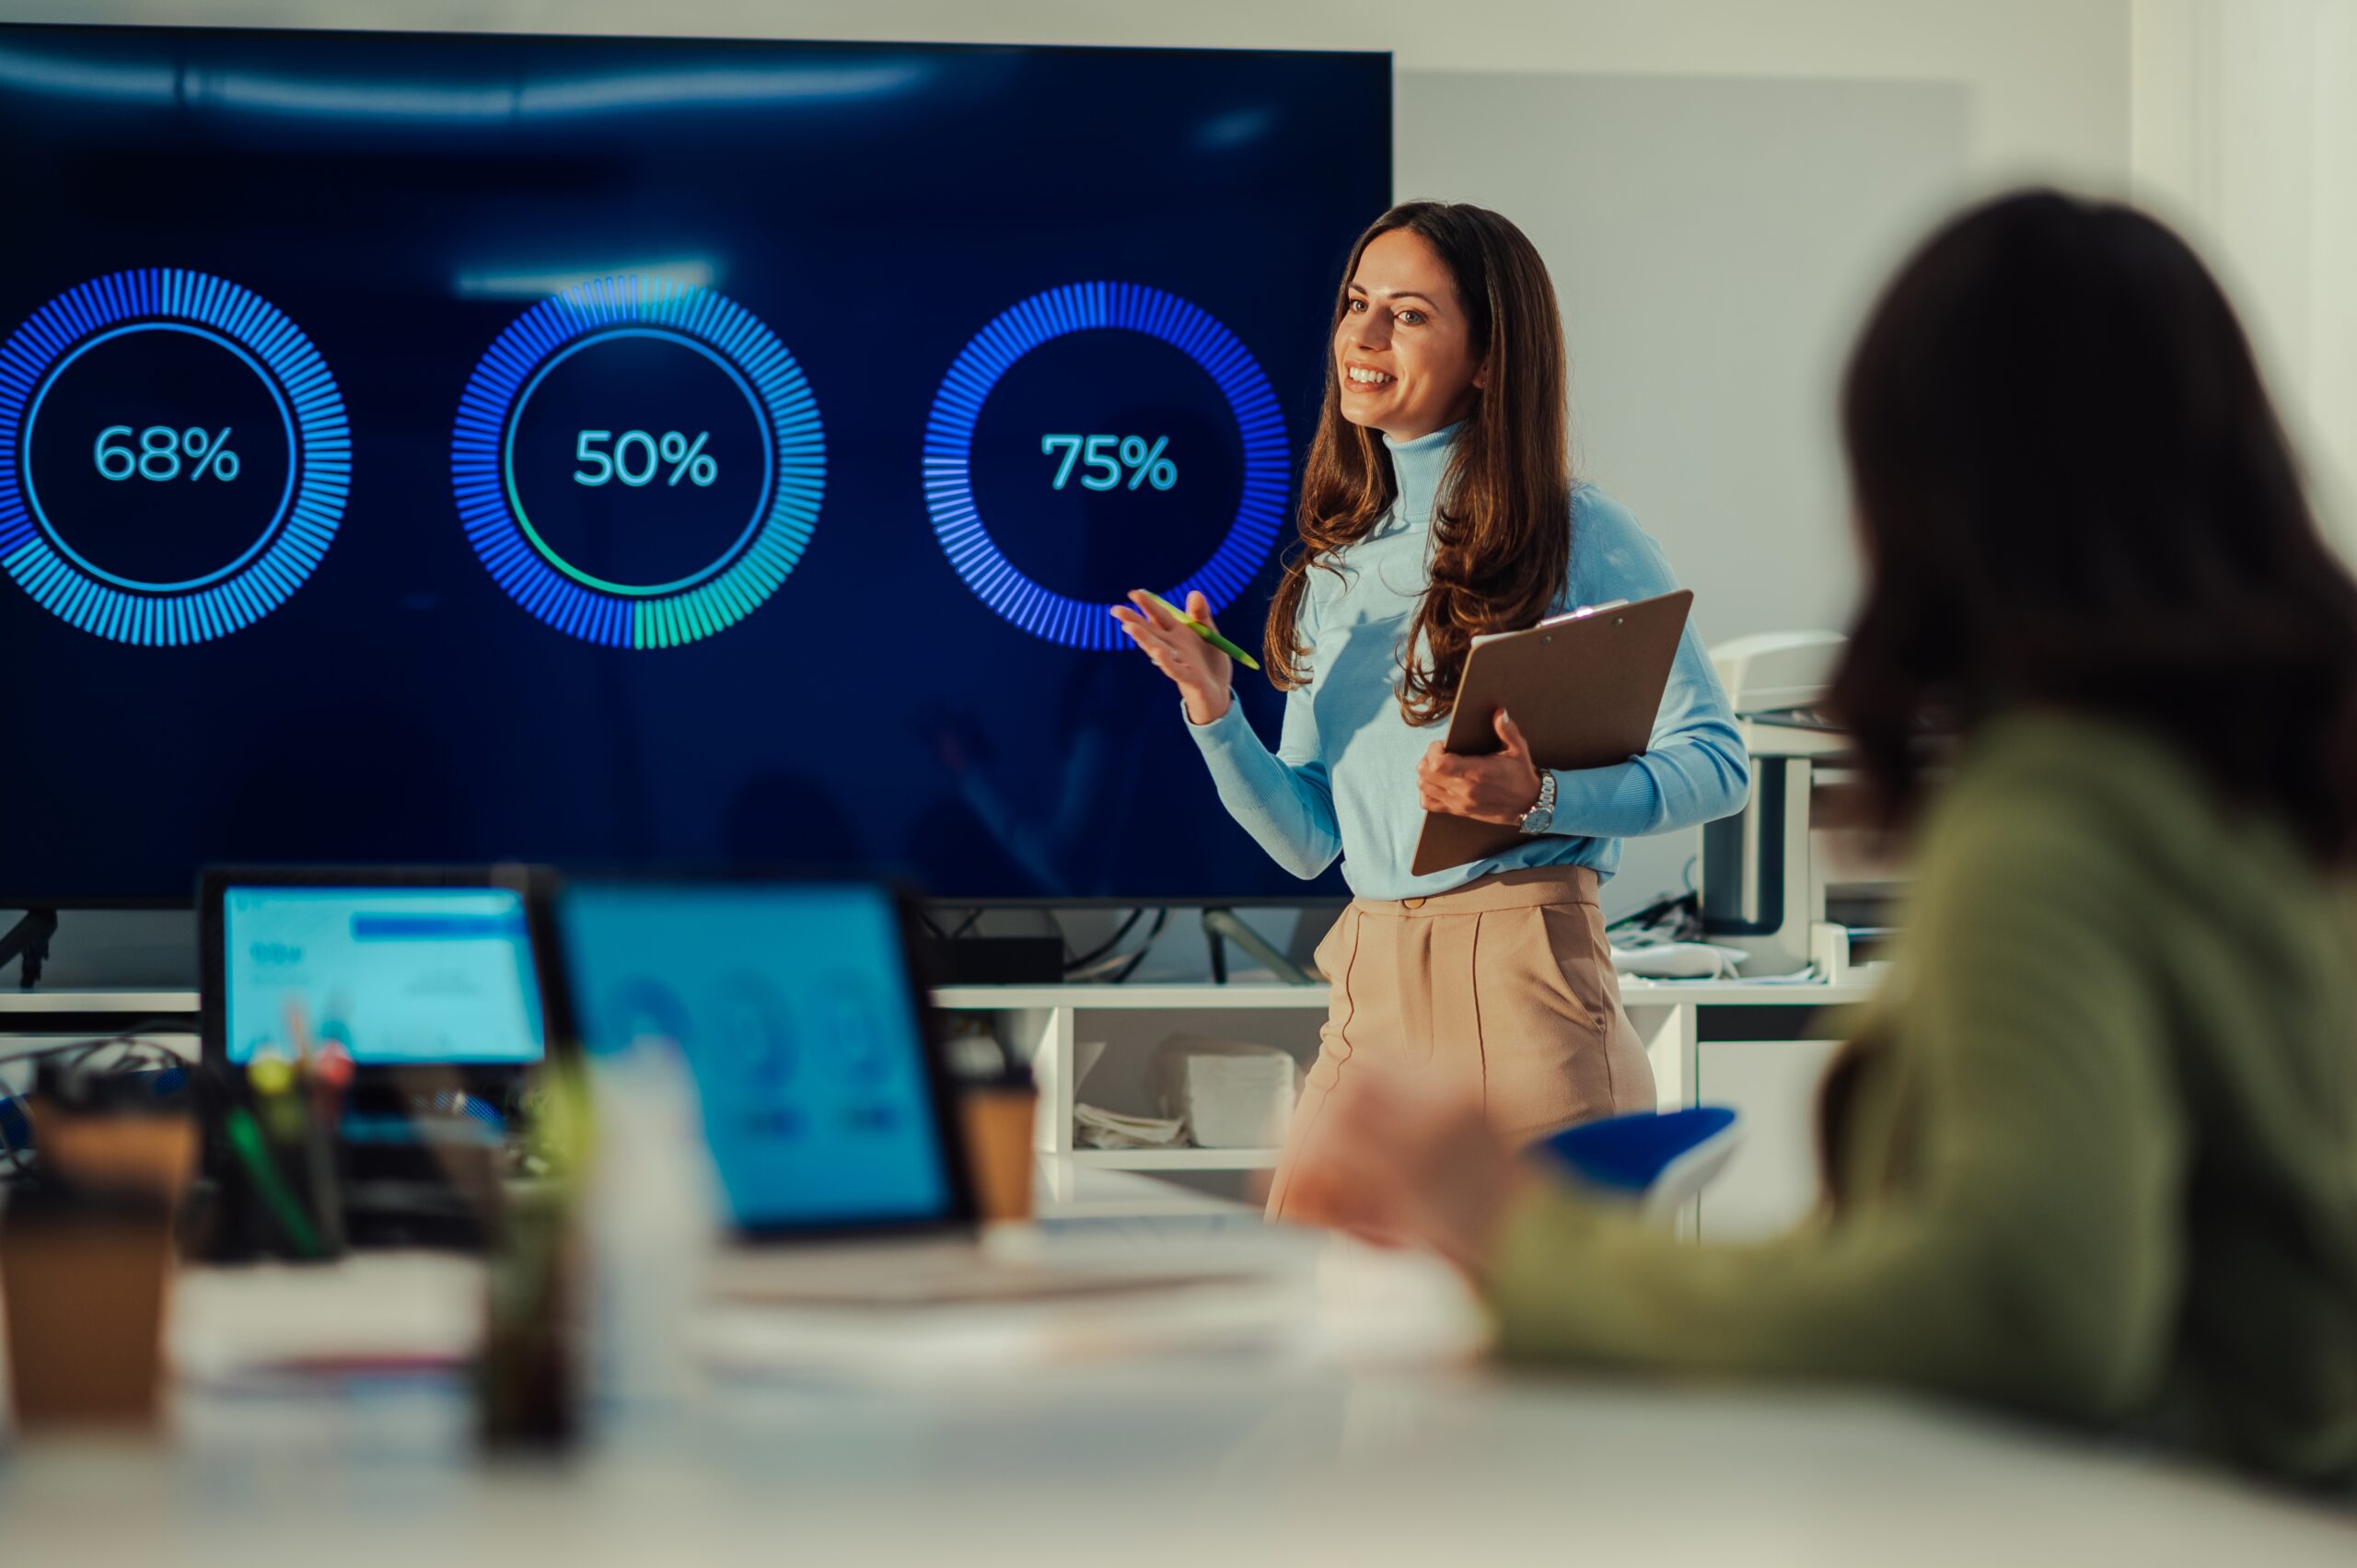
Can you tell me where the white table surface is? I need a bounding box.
[2,1176,2350,1566]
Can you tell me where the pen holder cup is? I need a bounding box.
[958,1084,1038,1224]
[2,1184,176,1434]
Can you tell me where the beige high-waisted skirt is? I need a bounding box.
[1263,864,1655,1226]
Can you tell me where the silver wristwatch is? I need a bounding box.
[1518,771,1558,836]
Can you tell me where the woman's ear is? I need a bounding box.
[1471,355,1491,392]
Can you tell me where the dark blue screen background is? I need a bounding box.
[0,25,1386,902]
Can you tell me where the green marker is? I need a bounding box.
[1141,590,1260,671]
[226,1108,324,1259]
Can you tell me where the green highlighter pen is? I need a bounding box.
[1140,590,1260,671]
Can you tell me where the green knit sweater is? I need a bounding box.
[1486,712,2357,1486]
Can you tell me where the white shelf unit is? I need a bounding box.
[0,990,202,1064]
[934,984,1331,1210]
[934,978,1883,1214]
[0,988,200,1016]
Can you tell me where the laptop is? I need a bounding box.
[528,873,1260,1305]
[199,865,548,1248]
[203,867,546,1075]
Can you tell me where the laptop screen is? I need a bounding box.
[222,885,545,1067]
[554,882,955,1230]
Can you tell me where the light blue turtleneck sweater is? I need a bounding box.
[1184,424,1750,900]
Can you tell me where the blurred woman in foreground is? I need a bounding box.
[1291,190,2357,1489]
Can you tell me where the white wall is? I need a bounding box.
[1,1,2136,977]
[9,0,2133,176]
[2130,0,2357,557]
[1400,68,1972,912]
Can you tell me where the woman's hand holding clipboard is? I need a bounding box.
[1409,589,1695,877]
[1417,707,1549,823]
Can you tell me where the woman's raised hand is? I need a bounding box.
[1111,589,1233,726]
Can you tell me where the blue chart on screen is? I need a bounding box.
[0,269,350,646]
[451,275,825,650]
[923,282,1289,651]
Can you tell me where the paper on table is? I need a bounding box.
[171,1253,483,1387]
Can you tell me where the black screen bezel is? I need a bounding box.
[197,862,548,1086]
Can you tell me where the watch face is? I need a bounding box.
[1522,775,1556,833]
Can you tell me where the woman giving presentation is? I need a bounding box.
[1113,202,1749,1225]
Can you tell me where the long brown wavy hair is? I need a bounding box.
[1263,202,1573,724]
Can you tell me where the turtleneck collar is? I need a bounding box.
[1382,420,1465,527]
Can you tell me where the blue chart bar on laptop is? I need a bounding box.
[351,912,528,941]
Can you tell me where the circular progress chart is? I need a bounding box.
[451,274,827,651]
[922,280,1289,651]
[0,268,351,646]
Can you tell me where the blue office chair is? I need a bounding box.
[1535,1107,1742,1228]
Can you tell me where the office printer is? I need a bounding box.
[1700,632,1904,981]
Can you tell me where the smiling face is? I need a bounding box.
[1335,226,1487,442]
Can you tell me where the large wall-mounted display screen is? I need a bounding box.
[0,24,1386,902]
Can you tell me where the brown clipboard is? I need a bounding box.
[1409,588,1693,877]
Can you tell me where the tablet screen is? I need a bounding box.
[554,882,955,1231]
